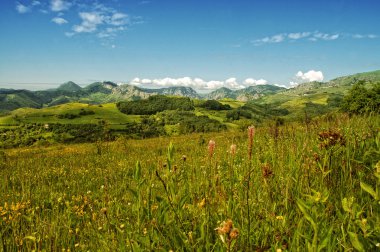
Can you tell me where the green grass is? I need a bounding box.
[0,114,379,251]
[0,103,141,129]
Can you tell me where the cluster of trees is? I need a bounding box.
[161,111,226,134]
[0,123,106,148]
[341,81,380,114]
[117,95,194,115]
[118,111,226,138]
[197,100,231,110]
[56,109,95,119]
[226,109,252,120]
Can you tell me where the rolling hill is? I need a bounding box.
[1,70,379,114]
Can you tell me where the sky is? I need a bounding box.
[0,0,379,92]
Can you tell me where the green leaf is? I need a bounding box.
[296,199,316,229]
[24,236,36,242]
[134,160,141,180]
[342,197,354,213]
[360,182,377,200]
[167,142,175,171]
[348,232,365,252]
[318,226,333,251]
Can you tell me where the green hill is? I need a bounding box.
[251,69,380,120]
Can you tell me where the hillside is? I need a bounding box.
[251,69,380,120]
[0,82,201,112]
[1,70,379,113]
[206,85,286,101]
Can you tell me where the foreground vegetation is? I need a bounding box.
[0,114,379,251]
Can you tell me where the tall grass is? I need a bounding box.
[0,114,379,251]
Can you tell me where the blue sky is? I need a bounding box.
[0,0,379,91]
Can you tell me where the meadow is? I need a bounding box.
[0,114,379,251]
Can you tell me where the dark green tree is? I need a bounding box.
[341,81,380,114]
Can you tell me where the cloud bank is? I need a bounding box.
[290,70,324,87]
[130,77,271,90]
[253,31,377,45]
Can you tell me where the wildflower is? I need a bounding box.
[217,219,233,235]
[101,207,107,215]
[230,144,237,156]
[318,129,345,149]
[262,163,273,179]
[198,198,206,208]
[229,228,239,239]
[215,219,239,249]
[276,216,284,220]
[208,140,216,157]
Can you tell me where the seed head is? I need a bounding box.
[208,140,216,157]
[230,144,237,156]
[248,125,255,140]
[100,207,107,215]
[248,126,255,160]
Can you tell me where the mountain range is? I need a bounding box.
[1,70,379,113]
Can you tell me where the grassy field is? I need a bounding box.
[0,103,141,128]
[0,114,379,251]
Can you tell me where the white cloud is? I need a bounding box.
[353,34,378,39]
[16,3,30,13]
[252,31,364,45]
[70,6,131,38]
[313,32,339,41]
[225,78,245,89]
[15,1,140,43]
[52,17,68,25]
[289,81,299,87]
[73,12,104,33]
[288,32,311,40]
[32,1,41,6]
[131,78,141,85]
[141,79,152,84]
[254,34,285,45]
[274,83,288,89]
[109,13,129,26]
[51,0,71,12]
[129,77,260,90]
[65,32,75,37]
[292,70,324,86]
[243,78,268,86]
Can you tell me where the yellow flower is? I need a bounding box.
[198,198,206,208]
